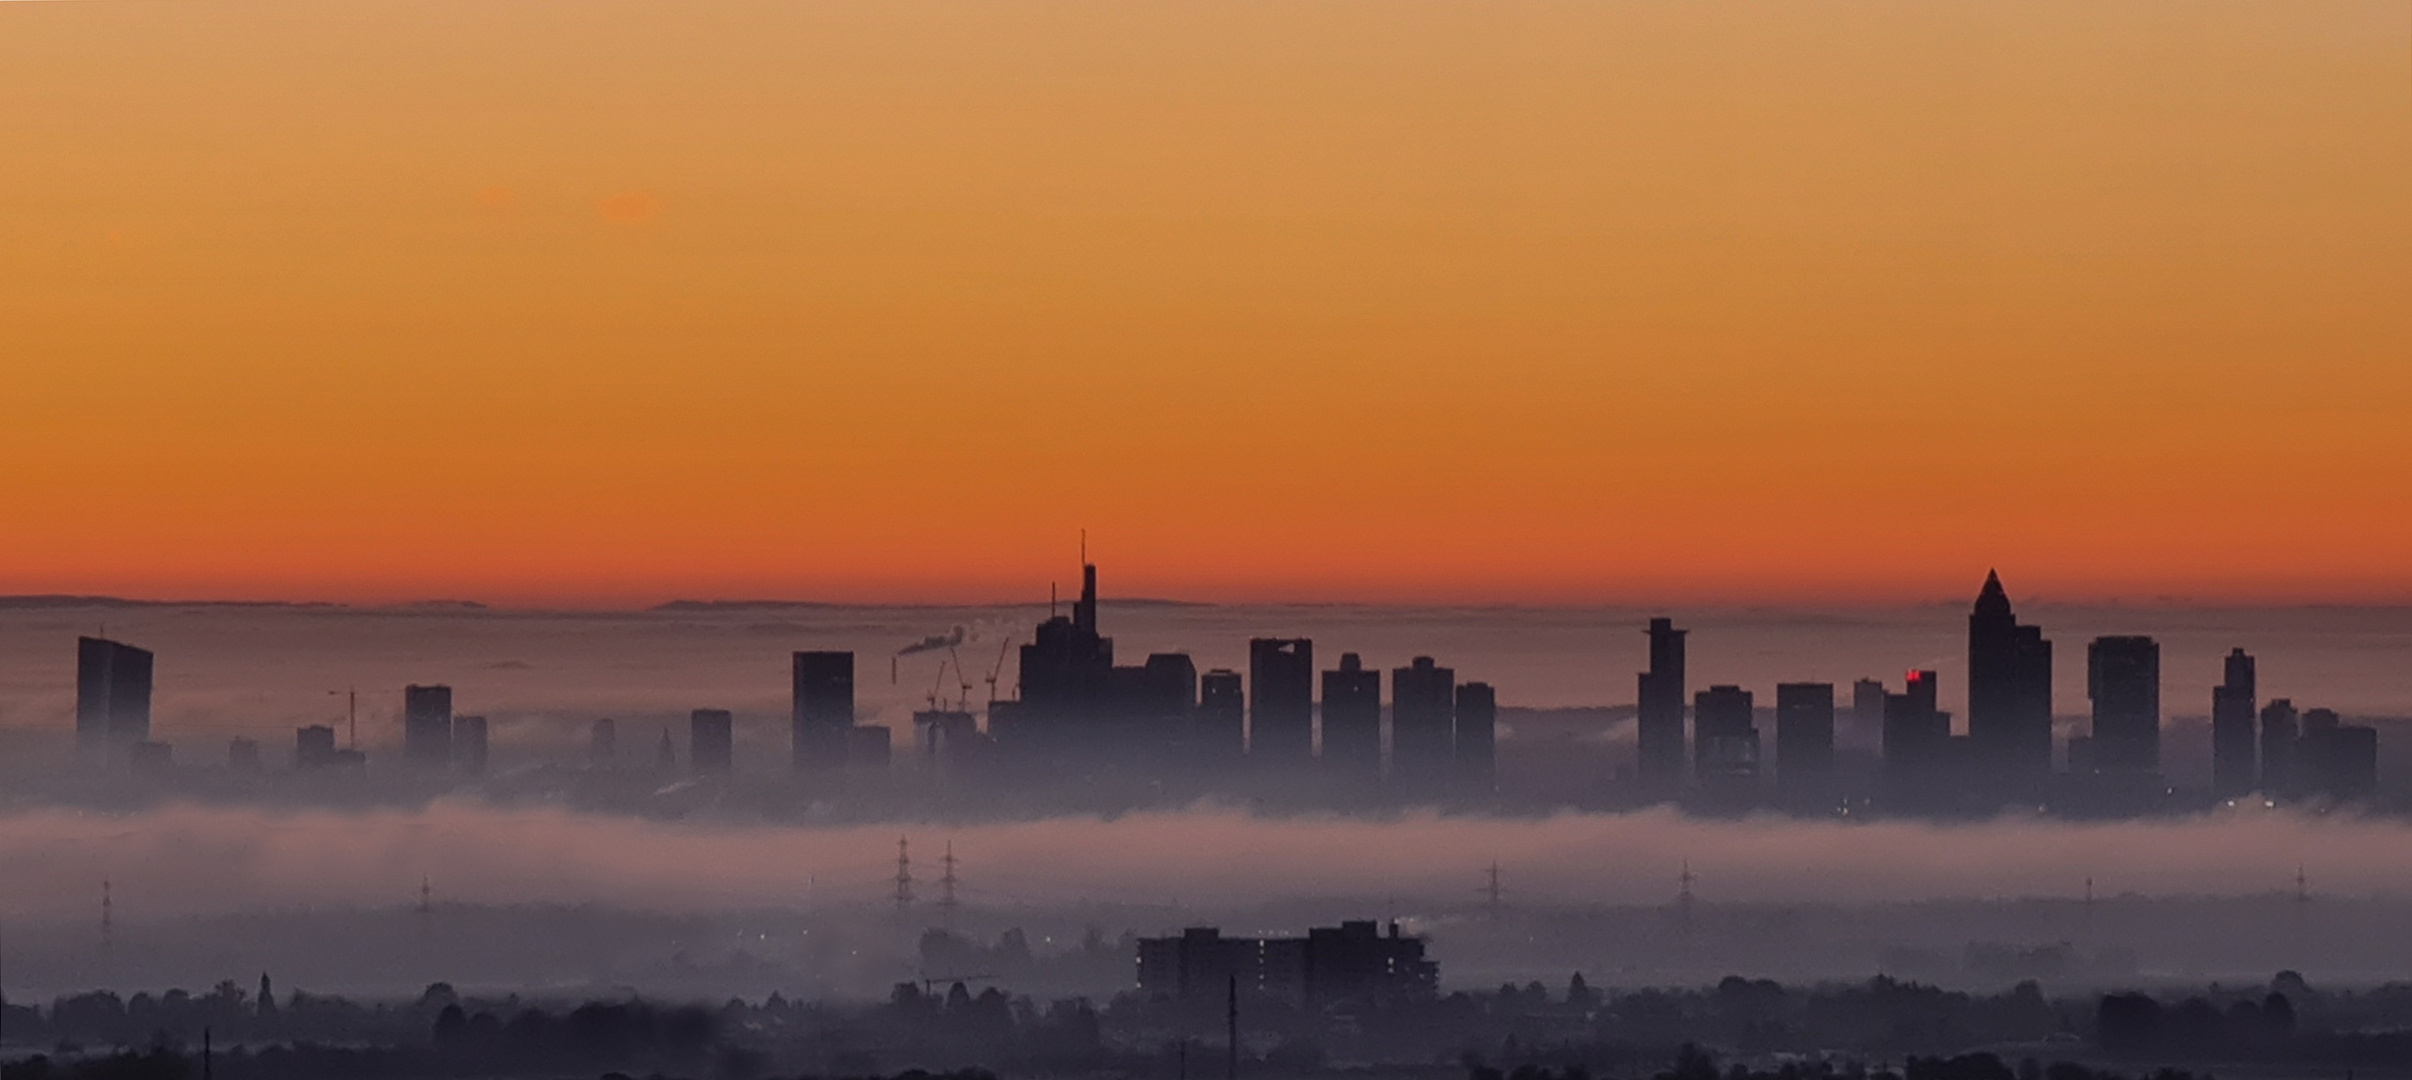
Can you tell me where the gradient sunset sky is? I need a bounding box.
[4,0,2408,606]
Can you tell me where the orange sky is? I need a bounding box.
[3,0,2409,606]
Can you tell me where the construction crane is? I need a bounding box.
[926,657,951,710]
[984,638,1012,704]
[947,646,974,711]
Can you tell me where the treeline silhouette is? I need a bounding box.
[17,969,2412,1079]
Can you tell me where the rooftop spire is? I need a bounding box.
[1973,569,2013,618]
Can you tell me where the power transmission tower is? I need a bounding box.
[418,876,433,917]
[1482,862,1504,921]
[101,879,113,954]
[893,837,915,910]
[1677,861,1695,934]
[938,842,961,915]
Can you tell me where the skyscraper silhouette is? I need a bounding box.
[1196,669,1246,763]
[2212,647,2258,798]
[1774,682,1835,794]
[453,715,490,774]
[1636,618,1688,785]
[1692,685,1758,786]
[1883,670,1949,799]
[2087,636,2161,773]
[1390,657,1456,782]
[402,685,453,767]
[1454,681,1497,781]
[1966,571,2052,788]
[792,651,854,769]
[2260,698,2299,796]
[1319,654,1381,775]
[1016,563,1115,746]
[75,636,153,766]
[1248,638,1313,763]
[690,708,734,774]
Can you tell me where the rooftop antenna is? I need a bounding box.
[893,836,915,910]
[939,841,961,916]
[1482,862,1504,921]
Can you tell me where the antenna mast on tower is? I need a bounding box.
[893,837,915,910]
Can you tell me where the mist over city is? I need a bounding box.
[10,0,2412,1077]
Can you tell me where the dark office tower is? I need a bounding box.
[76,636,154,765]
[2211,648,2259,799]
[1852,678,1887,733]
[1139,653,1200,717]
[2087,636,2161,773]
[402,685,454,767]
[2298,710,2378,800]
[1196,669,1246,761]
[1320,654,1383,774]
[690,709,734,774]
[1774,683,1836,792]
[454,716,490,774]
[1249,638,1314,763]
[1691,685,1758,784]
[1454,682,1497,781]
[2260,698,2299,796]
[1015,565,1116,746]
[792,651,854,770]
[848,724,893,768]
[1391,657,1457,782]
[1883,670,1949,791]
[1636,618,1688,785]
[1966,571,2054,788]
[228,737,262,771]
[296,724,338,769]
[590,717,618,766]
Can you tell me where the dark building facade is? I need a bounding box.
[1636,618,1688,785]
[1015,565,1114,739]
[296,724,339,769]
[2260,698,2300,796]
[1454,681,1497,780]
[2295,708,2378,801]
[792,651,855,769]
[1136,920,1436,1008]
[1882,671,1951,799]
[1319,654,1382,775]
[1966,572,2053,789]
[453,715,490,774]
[402,684,453,767]
[690,708,734,774]
[1249,638,1314,763]
[2087,636,2161,773]
[76,636,154,766]
[1774,682,1835,793]
[1390,657,1456,782]
[1692,685,1758,785]
[1195,669,1245,762]
[2212,647,2258,798]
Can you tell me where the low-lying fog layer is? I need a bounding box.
[0,802,2393,917]
[2,803,2405,999]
